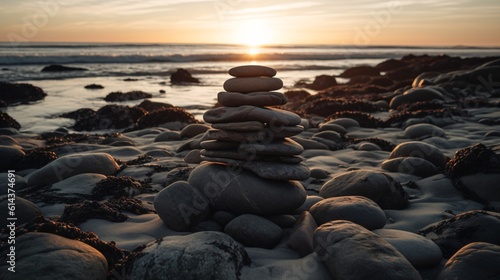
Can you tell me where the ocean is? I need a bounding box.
[2,43,500,133]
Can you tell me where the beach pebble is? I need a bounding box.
[310,196,386,229]
[419,210,500,258]
[291,137,329,150]
[456,173,500,202]
[199,157,311,180]
[204,105,301,126]
[238,138,304,156]
[357,141,382,151]
[51,173,107,196]
[223,77,283,93]
[373,228,443,268]
[312,131,342,142]
[188,163,306,215]
[183,149,203,164]
[128,231,249,280]
[154,181,210,231]
[228,65,277,77]
[437,242,500,280]
[200,140,240,150]
[212,121,265,132]
[0,196,42,225]
[213,211,236,227]
[294,195,324,214]
[390,87,445,109]
[287,211,318,256]
[404,123,446,139]
[218,91,288,107]
[194,220,222,232]
[0,145,24,170]
[381,157,438,177]
[319,170,409,209]
[154,130,182,142]
[224,214,283,248]
[309,168,330,179]
[318,123,347,135]
[313,220,422,280]
[325,117,359,129]
[389,141,447,169]
[26,153,119,186]
[180,123,210,138]
[0,232,108,280]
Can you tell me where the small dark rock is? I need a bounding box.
[123,78,138,82]
[73,105,146,131]
[136,99,173,112]
[104,91,152,102]
[132,107,197,130]
[327,111,383,128]
[41,64,88,72]
[297,75,337,90]
[0,112,21,130]
[0,82,47,105]
[84,84,104,89]
[339,65,380,78]
[170,68,200,84]
[285,90,310,101]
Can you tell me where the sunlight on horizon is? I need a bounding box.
[234,19,274,48]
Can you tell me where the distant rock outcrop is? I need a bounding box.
[41,64,88,72]
[104,91,152,102]
[170,68,200,84]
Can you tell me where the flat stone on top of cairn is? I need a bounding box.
[228,65,277,77]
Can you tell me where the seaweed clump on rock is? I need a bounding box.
[327,111,383,128]
[131,107,197,130]
[445,143,500,179]
[5,216,126,270]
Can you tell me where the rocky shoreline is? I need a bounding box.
[1,55,500,280]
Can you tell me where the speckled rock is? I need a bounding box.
[128,231,250,280]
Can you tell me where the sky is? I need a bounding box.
[1,0,500,47]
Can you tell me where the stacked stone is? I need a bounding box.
[200,65,311,181]
[183,65,309,248]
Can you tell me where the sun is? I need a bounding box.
[234,19,273,48]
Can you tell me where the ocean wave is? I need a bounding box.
[0,52,400,65]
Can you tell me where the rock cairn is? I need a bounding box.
[200,65,310,181]
[161,65,310,248]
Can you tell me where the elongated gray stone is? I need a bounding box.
[218,91,288,107]
[200,157,310,180]
[239,138,304,156]
[201,149,303,163]
[223,77,283,93]
[204,105,301,126]
[204,128,302,143]
[212,121,264,132]
[228,65,277,77]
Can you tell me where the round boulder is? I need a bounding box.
[389,141,447,169]
[373,228,443,268]
[188,163,306,215]
[319,170,409,209]
[154,181,210,231]
[224,214,283,248]
[128,231,249,280]
[381,157,438,177]
[0,232,108,280]
[404,123,446,139]
[437,242,500,280]
[310,196,386,230]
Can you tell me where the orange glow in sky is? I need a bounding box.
[1,0,500,46]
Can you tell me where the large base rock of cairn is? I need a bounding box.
[157,65,309,248]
